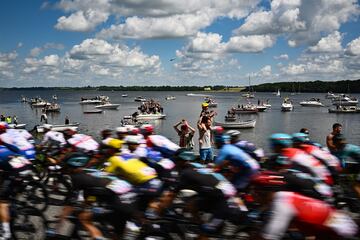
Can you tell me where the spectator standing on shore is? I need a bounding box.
[0,115,5,121]
[197,115,213,163]
[327,123,342,151]
[5,116,12,124]
[41,112,48,124]
[13,116,18,125]
[173,119,195,149]
[65,116,70,125]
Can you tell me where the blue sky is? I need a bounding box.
[0,0,360,87]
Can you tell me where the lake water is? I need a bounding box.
[1,90,359,151]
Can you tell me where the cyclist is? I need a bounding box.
[214,133,259,190]
[250,172,358,240]
[269,133,334,186]
[52,153,137,240]
[331,134,360,169]
[40,124,67,148]
[0,145,31,239]
[115,126,128,140]
[226,130,265,162]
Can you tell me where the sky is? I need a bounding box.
[0,0,360,87]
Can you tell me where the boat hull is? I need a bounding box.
[300,102,323,107]
[84,110,103,114]
[135,114,166,120]
[36,123,80,133]
[215,119,256,129]
[95,104,120,109]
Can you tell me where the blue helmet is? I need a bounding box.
[214,134,231,145]
[292,132,308,144]
[269,133,292,148]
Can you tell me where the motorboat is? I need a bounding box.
[79,95,109,104]
[52,95,58,101]
[233,104,258,114]
[32,101,51,108]
[135,113,166,120]
[281,98,293,112]
[242,92,255,98]
[332,94,358,106]
[325,92,338,99]
[8,123,27,129]
[165,96,176,100]
[36,122,80,133]
[83,109,103,114]
[95,103,120,110]
[299,98,324,107]
[186,93,211,97]
[20,96,27,103]
[256,105,268,112]
[215,119,256,129]
[122,94,128,97]
[43,103,61,112]
[134,96,147,102]
[328,106,360,113]
[225,114,237,122]
[204,97,217,107]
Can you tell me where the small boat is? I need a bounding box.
[165,96,176,100]
[32,101,51,108]
[204,97,218,107]
[95,103,120,110]
[79,95,109,104]
[300,98,324,107]
[122,94,128,97]
[36,123,80,133]
[233,104,258,114]
[20,96,27,103]
[332,94,358,106]
[83,109,103,114]
[186,93,211,97]
[281,98,293,112]
[52,95,58,101]
[242,92,255,98]
[328,106,360,113]
[135,113,166,120]
[325,92,338,99]
[43,103,61,112]
[225,115,237,122]
[256,105,268,112]
[273,89,281,97]
[134,96,147,102]
[215,119,256,129]
[8,123,27,129]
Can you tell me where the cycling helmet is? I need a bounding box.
[212,126,224,136]
[124,135,142,145]
[0,122,8,132]
[140,124,154,135]
[292,132,308,144]
[226,130,241,142]
[116,127,128,133]
[214,134,231,145]
[128,127,140,135]
[102,138,123,149]
[269,133,292,148]
[174,149,196,161]
[64,154,90,168]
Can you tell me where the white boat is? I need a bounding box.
[122,94,128,97]
[328,106,360,113]
[32,101,51,108]
[276,89,281,97]
[8,123,27,129]
[300,98,324,107]
[332,94,358,106]
[52,95,58,101]
[215,119,256,129]
[135,113,166,120]
[36,123,80,133]
[281,98,293,112]
[256,105,268,112]
[95,103,120,110]
[325,92,338,99]
[79,95,109,104]
[134,96,147,102]
[165,96,176,100]
[242,92,255,98]
[186,93,211,97]
[43,103,61,112]
[83,109,103,114]
[264,103,272,108]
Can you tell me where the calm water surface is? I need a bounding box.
[0,90,359,151]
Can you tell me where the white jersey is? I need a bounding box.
[42,131,66,145]
[68,134,99,152]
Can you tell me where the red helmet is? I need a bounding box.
[140,124,154,135]
[128,127,140,135]
[212,126,224,136]
[0,122,8,132]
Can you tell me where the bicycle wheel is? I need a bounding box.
[45,174,72,206]
[17,180,49,212]
[11,205,47,240]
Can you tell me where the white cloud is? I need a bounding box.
[0,51,17,78]
[234,0,359,47]
[226,35,276,53]
[258,65,272,77]
[345,36,360,56]
[308,31,343,53]
[30,43,65,57]
[55,9,109,32]
[274,54,289,60]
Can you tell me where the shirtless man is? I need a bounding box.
[326,123,342,152]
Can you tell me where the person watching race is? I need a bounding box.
[214,133,259,190]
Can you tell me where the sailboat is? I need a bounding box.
[242,76,255,98]
[276,89,281,97]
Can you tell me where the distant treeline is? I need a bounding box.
[249,79,360,93]
[0,85,236,91]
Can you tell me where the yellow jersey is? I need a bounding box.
[105,156,157,185]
